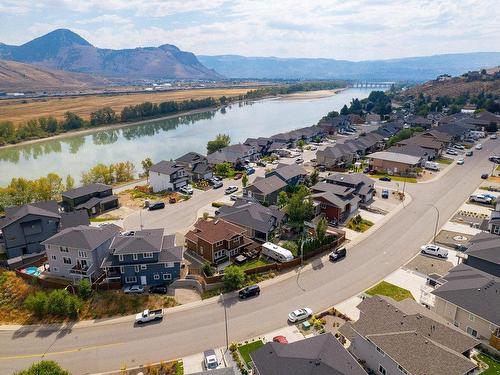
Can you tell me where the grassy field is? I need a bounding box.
[238,340,264,366]
[237,258,270,271]
[436,158,453,165]
[477,353,500,374]
[365,281,414,301]
[0,87,256,126]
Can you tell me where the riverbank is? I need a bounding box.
[0,88,346,150]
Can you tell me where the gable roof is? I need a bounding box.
[248,175,287,195]
[175,152,206,164]
[271,163,307,181]
[185,218,247,244]
[62,183,111,199]
[388,144,436,158]
[149,160,185,175]
[60,210,90,229]
[464,232,500,266]
[431,263,500,325]
[311,182,355,197]
[326,173,373,188]
[317,144,355,159]
[251,333,366,375]
[42,224,120,250]
[397,134,444,150]
[368,151,422,165]
[109,229,166,255]
[1,201,60,228]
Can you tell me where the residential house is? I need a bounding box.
[175,152,213,181]
[318,115,352,134]
[265,163,307,186]
[206,144,257,167]
[61,183,118,216]
[101,228,184,286]
[367,151,423,175]
[434,123,471,142]
[397,134,445,155]
[375,121,403,138]
[405,114,433,129]
[488,200,500,235]
[185,218,258,263]
[431,263,499,343]
[476,110,500,126]
[217,198,286,241]
[243,137,272,156]
[461,104,477,114]
[388,144,436,161]
[0,201,89,265]
[316,144,356,169]
[311,182,360,223]
[43,224,120,282]
[365,113,381,125]
[339,296,479,375]
[461,232,500,276]
[421,129,453,148]
[243,175,287,205]
[325,173,375,203]
[149,161,189,193]
[270,132,297,145]
[251,333,366,375]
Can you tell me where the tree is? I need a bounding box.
[214,162,235,178]
[309,169,319,186]
[340,104,349,116]
[202,263,215,277]
[207,134,230,154]
[16,360,71,375]
[286,185,313,228]
[296,139,305,150]
[141,157,153,177]
[242,173,248,188]
[61,112,86,131]
[222,266,245,291]
[277,191,288,208]
[78,279,92,300]
[65,175,75,191]
[25,292,48,318]
[316,217,328,243]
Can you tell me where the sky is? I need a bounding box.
[0,0,499,61]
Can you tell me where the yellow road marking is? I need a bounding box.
[0,342,123,360]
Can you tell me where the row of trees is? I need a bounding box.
[80,161,135,185]
[409,91,500,116]
[243,81,345,99]
[207,133,231,154]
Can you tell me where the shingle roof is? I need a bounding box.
[60,210,90,229]
[317,144,355,159]
[109,229,166,255]
[251,333,366,375]
[272,163,307,181]
[326,173,373,188]
[42,224,120,250]
[248,175,287,195]
[311,182,355,197]
[149,161,185,175]
[1,201,60,228]
[388,144,435,158]
[62,183,111,199]
[397,135,444,150]
[431,263,500,325]
[175,152,207,164]
[464,232,500,265]
[185,218,247,244]
[368,151,422,165]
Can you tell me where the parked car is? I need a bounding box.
[257,161,267,167]
[273,335,288,344]
[363,167,370,173]
[379,176,391,182]
[295,158,304,164]
[453,144,465,150]
[149,285,168,294]
[446,149,458,155]
[475,143,483,150]
[225,185,238,195]
[271,160,280,165]
[238,285,260,299]
[491,134,498,139]
[470,194,493,204]
[203,350,219,370]
[211,179,223,189]
[179,185,193,195]
[329,247,346,262]
[481,173,489,179]
[135,309,163,324]
[124,285,145,294]
[457,159,464,165]
[466,150,473,157]
[288,308,313,323]
[245,167,255,175]
[489,155,500,163]
[420,244,448,258]
[230,194,238,201]
[455,244,468,252]
[234,173,242,180]
[148,201,165,210]
[381,189,389,199]
[482,193,496,201]
[310,146,318,151]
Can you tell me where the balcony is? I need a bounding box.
[69,263,90,276]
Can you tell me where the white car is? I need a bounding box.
[457,159,464,165]
[491,134,497,139]
[420,244,448,258]
[203,350,219,370]
[288,307,313,323]
[295,158,304,164]
[470,194,492,204]
[225,185,238,195]
[123,285,145,294]
[475,143,483,150]
[446,149,458,155]
[179,185,193,195]
[453,144,465,150]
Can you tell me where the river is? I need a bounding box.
[0,88,372,185]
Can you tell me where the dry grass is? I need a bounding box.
[0,87,256,126]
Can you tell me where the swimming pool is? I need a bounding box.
[24,266,40,277]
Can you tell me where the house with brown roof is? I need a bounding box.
[185,218,257,263]
[366,113,381,125]
[367,151,423,175]
[339,296,479,375]
[397,134,445,155]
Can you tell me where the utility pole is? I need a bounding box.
[220,292,229,353]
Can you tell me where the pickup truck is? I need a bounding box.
[135,309,163,324]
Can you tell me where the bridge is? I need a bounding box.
[349,81,395,88]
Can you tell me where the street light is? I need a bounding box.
[220,292,229,353]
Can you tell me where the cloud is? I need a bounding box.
[76,14,132,26]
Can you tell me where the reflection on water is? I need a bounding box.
[0,88,371,185]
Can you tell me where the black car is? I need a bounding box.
[148,201,165,210]
[481,173,489,179]
[329,247,347,262]
[149,285,168,294]
[379,176,392,182]
[238,285,260,299]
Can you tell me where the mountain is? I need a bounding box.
[198,52,500,81]
[0,29,221,80]
[0,59,111,91]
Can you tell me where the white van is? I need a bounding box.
[261,242,294,263]
[420,244,448,258]
[424,161,440,171]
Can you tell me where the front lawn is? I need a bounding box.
[238,340,264,366]
[368,173,417,183]
[237,258,270,271]
[477,353,500,374]
[436,158,453,165]
[346,215,374,233]
[366,281,414,301]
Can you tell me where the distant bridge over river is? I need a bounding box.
[348,81,395,88]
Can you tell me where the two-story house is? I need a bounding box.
[206,144,257,168]
[61,183,118,217]
[265,163,307,186]
[461,232,500,276]
[316,144,357,169]
[101,228,184,286]
[149,161,189,193]
[243,175,287,205]
[42,224,120,282]
[325,173,375,204]
[310,182,360,223]
[185,218,257,263]
[175,152,213,181]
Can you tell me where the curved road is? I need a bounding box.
[1,139,498,374]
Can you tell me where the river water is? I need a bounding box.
[0,88,372,185]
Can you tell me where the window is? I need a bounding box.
[53,267,58,272]
[120,266,124,273]
[63,257,72,265]
[200,246,204,255]
[378,364,387,375]
[376,346,385,356]
[165,262,174,268]
[134,265,140,273]
[78,250,87,258]
[453,320,460,327]
[81,259,88,268]
[60,246,68,253]
[125,276,137,283]
[51,255,57,260]
[153,274,160,280]
[214,249,225,259]
[466,327,478,337]
[133,254,138,260]
[215,240,224,247]
[143,253,153,259]
[118,254,124,262]
[163,273,171,280]
[468,313,475,322]
[141,265,147,270]
[398,365,408,374]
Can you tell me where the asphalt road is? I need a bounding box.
[1,139,498,374]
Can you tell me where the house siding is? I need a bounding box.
[464,257,500,277]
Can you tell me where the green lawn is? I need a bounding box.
[368,174,417,183]
[237,258,270,271]
[346,217,374,233]
[366,281,414,301]
[436,158,453,165]
[238,340,264,366]
[478,353,500,374]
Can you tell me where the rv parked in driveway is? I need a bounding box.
[424,161,440,171]
[261,242,294,262]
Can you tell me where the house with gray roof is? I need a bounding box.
[43,224,120,282]
[388,144,436,161]
[368,151,423,175]
[217,198,286,241]
[405,114,433,129]
[316,144,357,169]
[325,173,375,204]
[62,183,118,217]
[243,175,287,205]
[462,232,500,276]
[251,333,366,375]
[430,263,500,342]
[149,160,189,193]
[311,182,360,224]
[101,228,185,286]
[175,152,213,181]
[265,163,307,186]
[206,144,257,167]
[339,295,478,375]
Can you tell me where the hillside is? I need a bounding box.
[0,59,110,91]
[198,52,500,81]
[0,29,221,80]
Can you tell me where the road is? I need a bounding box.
[1,139,498,374]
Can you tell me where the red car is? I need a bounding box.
[272,335,288,344]
[234,173,242,180]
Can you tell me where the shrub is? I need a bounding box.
[222,266,245,291]
[25,292,48,318]
[202,263,215,277]
[78,279,92,300]
[16,360,70,375]
[212,202,225,208]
